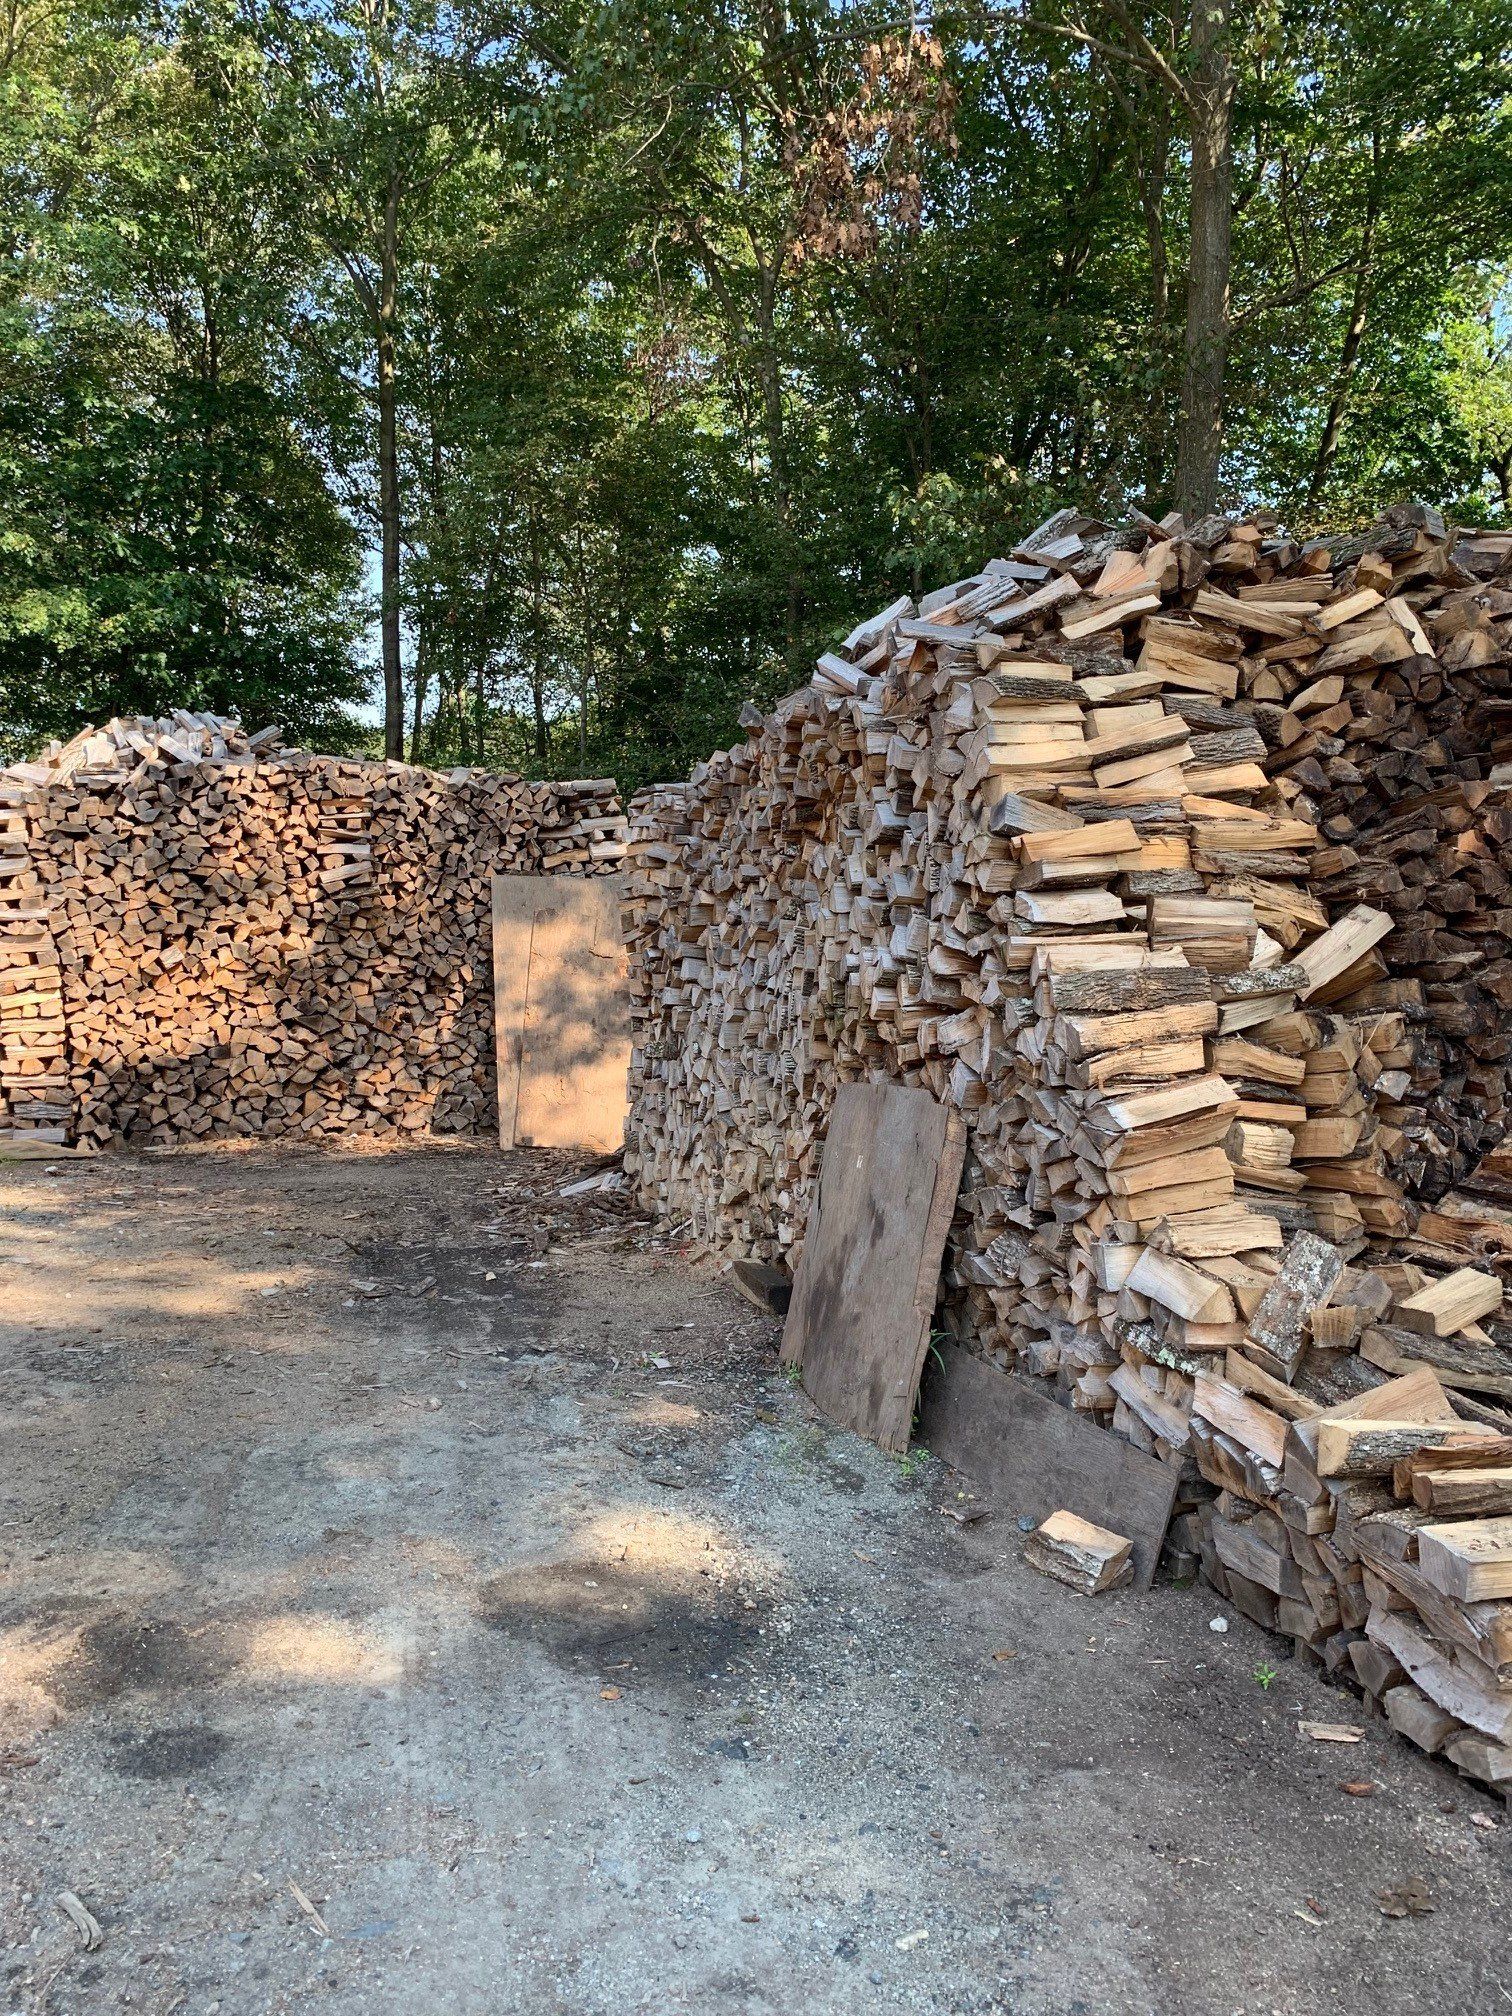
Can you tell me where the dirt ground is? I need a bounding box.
[1,1144,1509,2016]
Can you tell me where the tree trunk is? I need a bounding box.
[576,526,594,765]
[751,253,801,647]
[420,391,446,763]
[1305,265,1372,516]
[1174,0,1234,520]
[1306,173,1381,515]
[528,507,549,765]
[377,178,403,760]
[1138,97,1172,508]
[410,614,428,764]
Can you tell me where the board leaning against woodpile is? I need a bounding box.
[0,714,626,1150]
[623,500,1512,1796]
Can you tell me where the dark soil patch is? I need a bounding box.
[45,1614,239,1710]
[476,1554,768,1690]
[106,1724,231,1780]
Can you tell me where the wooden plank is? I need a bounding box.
[492,877,535,1150]
[917,1341,1177,1591]
[491,873,630,1154]
[780,1083,967,1453]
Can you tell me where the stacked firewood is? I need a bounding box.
[0,713,626,1148]
[1185,1262,1512,1788]
[623,502,1512,1792]
[0,772,69,1147]
[625,504,1419,1308]
[1244,518,1512,1204]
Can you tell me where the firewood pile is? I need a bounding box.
[1188,1298,1512,1786]
[0,713,625,1149]
[623,502,1512,1791]
[1261,520,1512,1206]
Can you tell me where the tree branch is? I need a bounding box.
[1229,254,1361,331]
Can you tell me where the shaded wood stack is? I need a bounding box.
[1257,516,1512,1202]
[0,773,69,1146]
[1,713,626,1148]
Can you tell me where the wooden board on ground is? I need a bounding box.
[918,1341,1177,1592]
[492,874,630,1153]
[780,1082,967,1453]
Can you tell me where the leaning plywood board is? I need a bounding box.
[780,1083,967,1453]
[492,874,630,1153]
[918,1342,1177,1591]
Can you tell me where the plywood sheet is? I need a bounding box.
[918,1342,1176,1591]
[492,874,630,1153]
[780,1082,967,1452]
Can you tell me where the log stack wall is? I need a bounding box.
[0,714,626,1149]
[623,505,1512,1794]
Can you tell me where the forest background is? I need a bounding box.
[4,0,1511,789]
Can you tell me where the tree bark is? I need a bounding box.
[528,506,548,765]
[1138,96,1172,508]
[1174,0,1234,520]
[410,617,428,764]
[575,527,593,765]
[751,250,802,647]
[377,177,403,760]
[1306,169,1381,514]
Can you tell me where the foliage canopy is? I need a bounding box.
[3,0,1510,784]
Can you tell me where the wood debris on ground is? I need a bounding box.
[621,501,1512,1800]
[1023,1509,1133,1593]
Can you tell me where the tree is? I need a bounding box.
[1443,278,1512,517]
[6,0,1512,778]
[250,0,503,756]
[983,0,1512,516]
[0,0,367,758]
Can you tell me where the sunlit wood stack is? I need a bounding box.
[625,500,1420,1310]
[1,713,625,1148]
[624,501,1512,1795]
